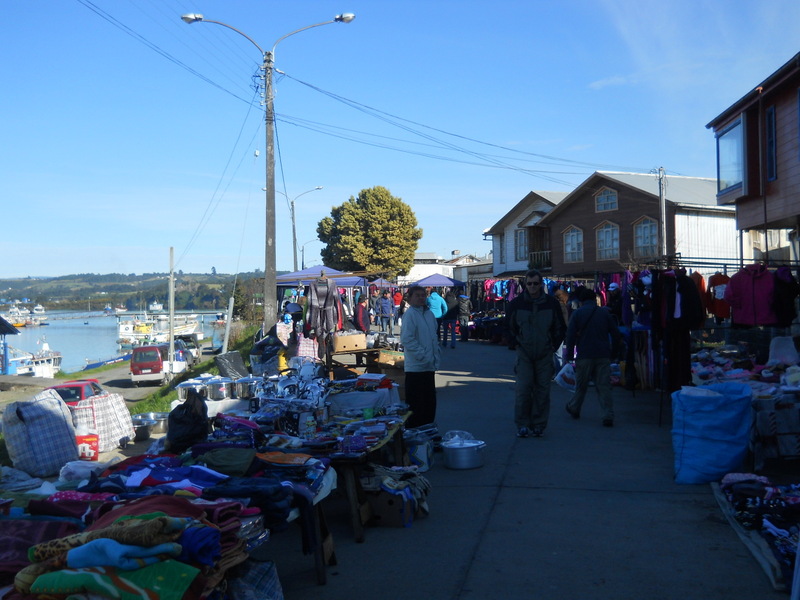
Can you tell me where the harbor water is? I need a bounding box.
[7,311,221,374]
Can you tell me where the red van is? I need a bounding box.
[130,344,187,386]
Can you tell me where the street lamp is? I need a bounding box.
[300,239,321,270]
[278,186,323,272]
[181,12,355,336]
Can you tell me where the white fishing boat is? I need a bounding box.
[32,304,46,315]
[1,339,62,377]
[114,305,128,314]
[149,301,164,312]
[117,312,201,348]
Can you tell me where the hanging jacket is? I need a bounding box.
[773,266,800,327]
[724,264,777,326]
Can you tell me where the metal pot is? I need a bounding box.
[205,377,233,400]
[235,376,263,399]
[441,439,486,469]
[133,412,169,434]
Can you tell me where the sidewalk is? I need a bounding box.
[264,338,785,599]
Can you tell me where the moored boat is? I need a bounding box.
[0,339,63,377]
[117,312,202,348]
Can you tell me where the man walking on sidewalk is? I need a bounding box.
[506,269,566,438]
[564,287,622,427]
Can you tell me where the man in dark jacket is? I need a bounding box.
[505,269,566,438]
[564,287,622,427]
[457,293,472,342]
[441,292,459,348]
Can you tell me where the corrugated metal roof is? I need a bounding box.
[0,316,20,336]
[537,171,720,226]
[485,191,565,234]
[600,171,718,205]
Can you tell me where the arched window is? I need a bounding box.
[563,226,583,263]
[596,222,619,260]
[633,217,658,258]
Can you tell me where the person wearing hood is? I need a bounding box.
[401,286,442,427]
[426,289,449,342]
[564,287,622,427]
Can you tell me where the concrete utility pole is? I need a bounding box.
[181,12,354,337]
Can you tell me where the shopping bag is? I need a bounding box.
[554,362,576,391]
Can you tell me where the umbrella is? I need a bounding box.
[413,273,466,287]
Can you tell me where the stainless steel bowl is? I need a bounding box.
[131,418,157,442]
[132,412,169,434]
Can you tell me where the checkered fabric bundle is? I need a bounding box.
[3,389,78,477]
[70,393,135,452]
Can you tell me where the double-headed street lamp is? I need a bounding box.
[181,12,354,336]
[277,186,323,272]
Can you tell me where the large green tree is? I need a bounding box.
[317,186,422,277]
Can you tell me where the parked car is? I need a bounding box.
[46,379,106,407]
[172,338,196,368]
[130,344,188,387]
[175,335,201,363]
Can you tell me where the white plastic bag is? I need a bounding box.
[769,336,799,366]
[554,362,576,391]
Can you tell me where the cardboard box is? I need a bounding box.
[332,333,367,353]
[367,491,413,527]
[377,350,405,368]
[380,366,405,402]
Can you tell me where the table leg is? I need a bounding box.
[312,503,336,584]
[341,465,367,543]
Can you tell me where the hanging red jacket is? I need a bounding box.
[723,264,776,326]
[706,272,731,319]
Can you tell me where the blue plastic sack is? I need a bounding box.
[671,382,752,484]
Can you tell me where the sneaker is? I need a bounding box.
[516,427,530,438]
[531,426,545,437]
[566,405,580,420]
[602,419,614,428]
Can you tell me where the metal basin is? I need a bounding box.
[441,439,486,469]
[131,418,157,442]
[133,412,169,434]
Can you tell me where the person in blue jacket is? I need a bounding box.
[375,290,395,335]
[426,289,448,342]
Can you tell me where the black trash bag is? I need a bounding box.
[166,388,209,453]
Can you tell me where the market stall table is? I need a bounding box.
[327,414,409,543]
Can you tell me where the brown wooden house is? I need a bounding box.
[706,52,800,241]
[535,171,737,277]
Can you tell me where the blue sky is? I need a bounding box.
[2,0,799,278]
